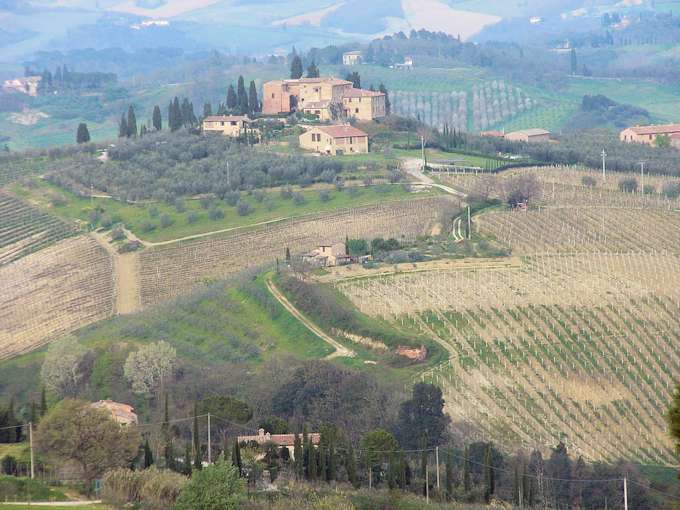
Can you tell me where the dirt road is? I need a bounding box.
[265,278,355,359]
[401,158,466,198]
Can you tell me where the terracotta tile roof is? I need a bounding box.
[625,124,680,135]
[315,125,368,138]
[506,128,550,137]
[343,88,384,98]
[203,115,251,123]
[297,77,352,86]
[91,400,138,425]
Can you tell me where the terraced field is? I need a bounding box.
[0,190,78,266]
[332,189,680,465]
[0,235,115,360]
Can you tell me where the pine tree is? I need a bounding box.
[127,105,138,138]
[248,81,259,114]
[306,61,320,78]
[118,113,128,138]
[346,443,358,488]
[203,102,212,119]
[143,438,154,468]
[379,83,390,115]
[236,76,249,115]
[232,439,242,476]
[152,105,162,131]
[226,85,237,111]
[290,55,303,79]
[192,404,202,470]
[39,387,47,418]
[463,445,471,493]
[76,123,90,144]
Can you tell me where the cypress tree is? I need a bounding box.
[127,105,137,138]
[183,442,192,475]
[171,97,181,131]
[319,446,327,483]
[290,55,303,79]
[192,404,201,470]
[306,61,320,78]
[463,445,471,492]
[226,85,237,111]
[143,438,154,468]
[445,449,453,500]
[387,452,398,490]
[118,113,128,138]
[293,433,303,480]
[308,443,317,481]
[203,102,212,118]
[29,402,37,425]
[76,123,90,144]
[379,83,390,115]
[236,76,248,115]
[327,438,336,481]
[302,425,309,476]
[346,443,358,488]
[152,105,162,131]
[248,80,259,114]
[484,443,495,502]
[285,247,291,261]
[39,387,47,418]
[162,395,174,471]
[232,439,242,476]
[399,452,408,489]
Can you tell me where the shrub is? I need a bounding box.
[0,475,61,502]
[174,199,187,213]
[141,221,156,233]
[335,179,345,191]
[224,191,241,207]
[209,208,225,220]
[643,184,656,195]
[141,467,186,510]
[1,456,17,476]
[49,192,67,207]
[160,214,173,228]
[618,177,639,193]
[148,206,159,218]
[119,240,142,253]
[581,175,597,187]
[237,201,252,216]
[319,190,331,202]
[175,458,244,510]
[292,192,306,206]
[110,226,126,241]
[100,214,113,229]
[187,211,199,224]
[663,182,680,198]
[280,186,293,200]
[253,190,266,202]
[200,197,213,209]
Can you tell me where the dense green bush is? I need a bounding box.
[175,458,244,510]
[0,475,66,502]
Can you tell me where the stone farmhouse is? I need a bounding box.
[238,428,321,460]
[91,400,138,426]
[202,115,253,137]
[505,128,551,143]
[263,76,386,122]
[303,243,351,267]
[620,124,680,147]
[3,76,42,97]
[299,125,369,156]
[343,51,363,66]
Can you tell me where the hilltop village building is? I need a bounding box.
[619,124,680,147]
[91,400,138,426]
[238,428,321,459]
[342,51,363,66]
[202,115,253,137]
[263,76,386,122]
[299,125,369,155]
[3,76,42,97]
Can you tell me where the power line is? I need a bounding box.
[628,479,680,502]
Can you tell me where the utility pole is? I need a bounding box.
[369,466,372,489]
[601,149,607,182]
[639,161,645,195]
[425,464,429,504]
[29,422,35,479]
[467,206,471,239]
[421,135,427,170]
[207,413,211,464]
[435,446,440,491]
[623,477,628,510]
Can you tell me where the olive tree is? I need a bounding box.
[123,341,177,396]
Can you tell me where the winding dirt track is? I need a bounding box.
[265,277,355,359]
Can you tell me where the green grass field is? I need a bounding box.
[12,180,427,243]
